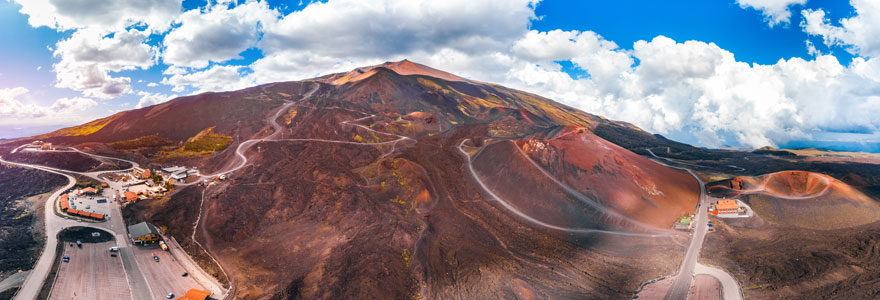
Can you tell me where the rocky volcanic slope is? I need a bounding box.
[13,60,703,299]
[0,165,67,277]
[709,170,880,230]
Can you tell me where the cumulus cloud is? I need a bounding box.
[12,0,181,33]
[136,91,177,108]
[265,0,535,55]
[508,34,880,148]
[13,0,178,100]
[0,87,97,120]
[162,65,255,94]
[49,96,98,112]
[52,28,158,99]
[163,1,278,68]
[802,0,880,57]
[736,0,807,26]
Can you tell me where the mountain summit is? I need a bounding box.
[7,60,704,299]
[320,59,469,85]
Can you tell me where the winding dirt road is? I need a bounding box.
[457,139,671,237]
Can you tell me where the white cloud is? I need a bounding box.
[136,91,177,108]
[494,33,880,149]
[261,0,536,58]
[0,87,44,118]
[802,0,880,57]
[52,28,158,99]
[49,97,98,112]
[162,65,254,93]
[147,82,159,87]
[0,87,96,122]
[12,0,181,33]
[163,1,278,68]
[736,0,807,26]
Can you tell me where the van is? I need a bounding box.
[109,247,119,252]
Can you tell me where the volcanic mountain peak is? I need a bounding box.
[321,59,468,85]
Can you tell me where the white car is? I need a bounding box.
[166,292,174,298]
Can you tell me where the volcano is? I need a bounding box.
[709,171,880,230]
[3,60,703,299]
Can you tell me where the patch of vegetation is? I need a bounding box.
[110,133,175,150]
[38,113,120,138]
[284,108,298,125]
[752,146,796,157]
[182,127,232,152]
[153,127,232,161]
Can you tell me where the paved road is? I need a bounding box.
[695,263,742,300]
[3,152,164,300]
[646,149,742,300]
[1,156,80,300]
[0,271,29,293]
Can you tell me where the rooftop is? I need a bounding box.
[717,199,739,210]
[127,222,159,238]
[180,289,211,300]
[124,191,138,202]
[162,166,187,173]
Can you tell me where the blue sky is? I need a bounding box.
[1,0,879,152]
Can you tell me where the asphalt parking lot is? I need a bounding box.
[50,241,131,300]
[67,193,111,217]
[131,244,207,299]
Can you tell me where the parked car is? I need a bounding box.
[707,223,713,227]
[181,272,188,277]
[166,292,174,298]
[62,256,69,262]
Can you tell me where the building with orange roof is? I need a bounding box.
[124,191,139,202]
[80,187,97,195]
[40,143,52,150]
[87,212,104,220]
[716,199,740,215]
[180,289,211,300]
[141,169,152,179]
[65,208,104,220]
[59,194,70,211]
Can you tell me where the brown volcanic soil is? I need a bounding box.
[514,126,699,228]
[709,171,880,230]
[19,61,711,299]
[703,216,880,299]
